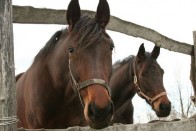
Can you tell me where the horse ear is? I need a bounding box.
[66,0,81,29]
[136,43,145,62]
[95,0,110,28]
[151,46,160,59]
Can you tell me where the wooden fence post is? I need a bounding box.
[0,0,17,130]
[190,31,196,106]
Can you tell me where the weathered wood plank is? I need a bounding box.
[12,5,193,56]
[17,118,196,131]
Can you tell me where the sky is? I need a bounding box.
[13,0,196,123]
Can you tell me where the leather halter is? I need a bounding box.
[69,59,111,108]
[132,57,167,105]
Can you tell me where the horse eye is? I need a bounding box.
[110,44,114,51]
[68,47,75,54]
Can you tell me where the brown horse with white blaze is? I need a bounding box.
[110,44,171,124]
[16,0,114,129]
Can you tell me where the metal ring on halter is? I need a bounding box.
[68,59,111,108]
[134,76,137,85]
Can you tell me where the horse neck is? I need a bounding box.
[111,57,137,105]
[45,35,71,89]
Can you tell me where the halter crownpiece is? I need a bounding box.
[132,57,167,105]
[68,59,111,108]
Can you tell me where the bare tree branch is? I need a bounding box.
[186,97,192,117]
[177,85,185,118]
[174,67,195,118]
[12,5,194,56]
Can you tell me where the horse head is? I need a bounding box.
[66,0,114,128]
[134,44,171,117]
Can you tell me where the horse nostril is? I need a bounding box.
[105,102,114,115]
[159,102,171,112]
[88,102,113,118]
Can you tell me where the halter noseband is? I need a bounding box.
[133,57,167,105]
[69,59,111,108]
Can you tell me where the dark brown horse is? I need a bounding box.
[110,44,171,124]
[16,0,114,129]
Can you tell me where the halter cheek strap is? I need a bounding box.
[69,59,111,108]
[133,57,167,105]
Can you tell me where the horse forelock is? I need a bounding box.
[143,52,159,69]
[70,15,112,49]
[33,15,112,64]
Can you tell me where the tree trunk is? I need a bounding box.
[0,0,17,130]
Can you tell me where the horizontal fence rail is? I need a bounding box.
[17,118,196,131]
[13,5,193,56]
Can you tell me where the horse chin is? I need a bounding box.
[155,110,170,117]
[84,107,112,129]
[84,114,112,129]
[87,120,110,129]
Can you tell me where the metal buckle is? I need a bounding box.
[134,76,137,84]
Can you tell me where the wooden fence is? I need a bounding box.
[0,2,196,131]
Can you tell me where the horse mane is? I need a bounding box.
[33,29,65,63]
[113,55,134,69]
[70,15,112,48]
[113,52,153,70]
